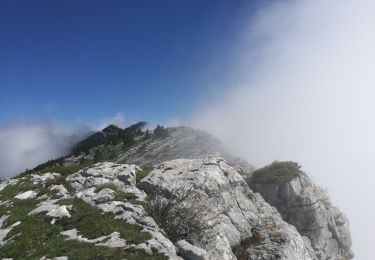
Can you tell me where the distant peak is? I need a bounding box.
[102,124,123,133]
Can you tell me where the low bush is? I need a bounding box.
[249,161,301,184]
[146,185,229,243]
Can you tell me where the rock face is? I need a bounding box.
[140,156,316,260]
[66,162,180,259]
[250,164,353,260]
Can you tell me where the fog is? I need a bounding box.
[0,120,88,178]
[191,0,375,258]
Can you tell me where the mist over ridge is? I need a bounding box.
[191,1,375,259]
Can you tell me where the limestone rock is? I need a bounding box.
[176,240,210,260]
[250,167,353,260]
[66,162,180,259]
[67,162,139,190]
[140,156,315,260]
[14,190,37,200]
[0,216,20,246]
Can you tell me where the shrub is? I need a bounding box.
[249,161,301,184]
[146,185,229,243]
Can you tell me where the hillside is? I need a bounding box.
[27,123,254,179]
[0,123,352,259]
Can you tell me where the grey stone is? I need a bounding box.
[140,156,315,260]
[15,190,37,200]
[176,240,210,260]
[93,188,115,204]
[250,171,353,259]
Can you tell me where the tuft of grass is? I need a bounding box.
[95,183,119,193]
[55,198,152,243]
[94,183,145,207]
[135,167,152,183]
[249,161,301,184]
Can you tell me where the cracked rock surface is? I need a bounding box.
[140,156,316,260]
[0,155,352,260]
[251,170,353,260]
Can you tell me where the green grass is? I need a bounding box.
[135,168,151,183]
[0,178,39,201]
[94,183,144,204]
[1,233,166,260]
[55,198,152,243]
[39,164,88,175]
[0,195,165,259]
[0,162,168,259]
[249,161,301,184]
[95,183,119,193]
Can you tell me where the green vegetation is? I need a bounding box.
[249,161,302,184]
[93,149,104,163]
[0,122,178,259]
[72,122,148,156]
[21,122,168,179]
[0,184,165,260]
[153,125,169,139]
[135,168,152,183]
[21,163,88,179]
[0,179,35,201]
[55,199,151,242]
[95,183,120,193]
[94,183,143,203]
[40,164,87,175]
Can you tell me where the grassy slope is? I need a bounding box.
[0,166,164,260]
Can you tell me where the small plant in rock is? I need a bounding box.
[135,167,152,183]
[95,183,119,193]
[146,185,229,243]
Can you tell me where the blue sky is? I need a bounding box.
[1,0,265,125]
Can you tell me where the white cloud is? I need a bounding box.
[0,120,88,178]
[0,113,130,178]
[191,0,375,258]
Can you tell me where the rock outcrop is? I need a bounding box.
[249,162,353,260]
[66,162,180,259]
[0,162,180,259]
[140,156,316,260]
[0,123,353,259]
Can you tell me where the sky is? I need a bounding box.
[0,0,264,124]
[1,0,375,258]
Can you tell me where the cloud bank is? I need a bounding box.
[0,120,89,179]
[191,0,375,259]
[0,112,138,179]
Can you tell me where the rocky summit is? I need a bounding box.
[0,123,352,259]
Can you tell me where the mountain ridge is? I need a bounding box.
[0,123,352,259]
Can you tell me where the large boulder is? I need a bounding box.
[139,156,316,260]
[249,161,353,260]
